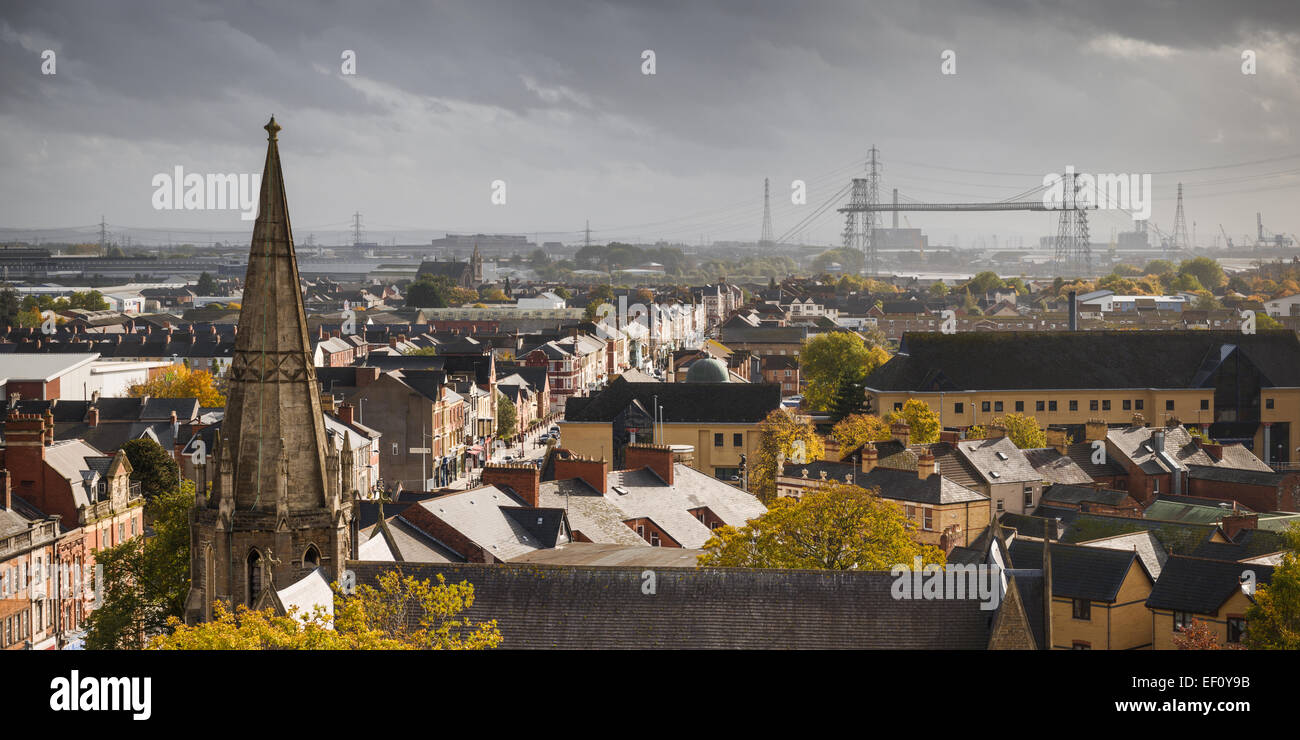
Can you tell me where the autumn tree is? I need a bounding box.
[965,413,1046,449]
[800,331,889,412]
[886,399,940,444]
[121,438,181,501]
[1173,618,1242,650]
[1179,256,1226,290]
[750,409,824,503]
[830,413,891,452]
[1244,525,1300,650]
[128,365,226,406]
[86,482,194,649]
[149,571,502,650]
[698,482,946,570]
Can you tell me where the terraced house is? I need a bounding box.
[863,330,1300,464]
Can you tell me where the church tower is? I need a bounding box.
[470,243,483,284]
[185,118,355,623]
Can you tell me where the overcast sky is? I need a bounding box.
[3,0,1300,249]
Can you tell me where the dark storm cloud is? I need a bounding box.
[2,0,1299,243]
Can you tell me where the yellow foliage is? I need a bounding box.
[128,365,226,407]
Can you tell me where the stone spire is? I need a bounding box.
[216,116,331,512]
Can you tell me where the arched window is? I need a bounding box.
[246,550,262,605]
[303,545,320,569]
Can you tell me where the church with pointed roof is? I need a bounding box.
[185,118,357,623]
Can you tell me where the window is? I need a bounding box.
[1135,399,1144,410]
[733,433,743,447]
[714,433,723,447]
[1071,642,1091,650]
[1102,400,1111,411]
[981,401,991,412]
[1266,398,1275,410]
[784,369,791,377]
[905,505,916,520]
[1015,401,1024,412]
[893,402,903,411]
[1227,617,1246,643]
[636,524,645,537]
[1024,486,1034,508]
[922,508,934,531]
[1036,401,1045,412]
[1166,400,1175,411]
[118,523,125,542]
[1173,611,1191,631]
[1072,599,1091,620]
[1089,400,1099,411]
[1200,399,1209,410]
[1049,400,1058,412]
[1069,400,1078,411]
[650,532,661,547]
[996,499,1004,513]
[994,401,1004,412]
[1123,399,1131,410]
[130,517,137,537]
[392,442,399,456]
[954,402,964,414]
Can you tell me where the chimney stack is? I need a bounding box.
[554,453,609,495]
[987,423,1007,440]
[624,443,674,486]
[890,420,910,446]
[87,406,99,427]
[1045,427,1068,455]
[917,450,937,479]
[1085,419,1108,443]
[861,445,878,473]
[480,463,541,507]
[338,402,355,427]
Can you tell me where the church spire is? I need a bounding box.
[217,116,331,512]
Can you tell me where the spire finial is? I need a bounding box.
[265,116,281,140]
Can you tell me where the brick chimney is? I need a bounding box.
[87,406,99,427]
[890,420,910,445]
[338,402,355,426]
[1202,442,1224,462]
[939,430,961,444]
[987,423,1007,440]
[43,409,54,444]
[1045,427,1068,455]
[861,445,878,473]
[624,443,674,485]
[1220,509,1258,540]
[480,463,541,506]
[917,450,937,479]
[555,453,608,494]
[1085,418,1109,443]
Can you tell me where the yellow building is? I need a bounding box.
[1146,555,1275,649]
[1010,538,1155,649]
[863,331,1300,464]
[560,374,782,480]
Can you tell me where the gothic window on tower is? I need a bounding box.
[247,550,263,605]
[303,545,320,569]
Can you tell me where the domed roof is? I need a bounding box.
[685,357,730,383]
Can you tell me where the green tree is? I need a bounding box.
[85,482,194,649]
[121,438,181,501]
[67,291,109,311]
[150,571,501,650]
[886,399,940,444]
[1143,259,1176,278]
[0,287,21,326]
[406,275,457,307]
[195,272,217,294]
[1244,525,1300,649]
[800,331,889,412]
[495,392,517,439]
[928,280,949,297]
[1179,257,1226,290]
[829,375,866,422]
[964,271,1005,295]
[698,481,946,570]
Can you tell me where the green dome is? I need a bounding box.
[685,357,730,383]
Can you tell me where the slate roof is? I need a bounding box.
[1144,497,1240,525]
[955,437,1040,484]
[1055,511,1220,556]
[1023,448,1095,485]
[1076,531,1168,580]
[1041,484,1134,507]
[1107,425,1272,474]
[1191,528,1290,562]
[564,376,781,424]
[345,561,1000,649]
[1186,465,1287,487]
[508,542,704,567]
[865,330,1300,391]
[1145,556,1274,614]
[407,487,559,561]
[1008,539,1143,602]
